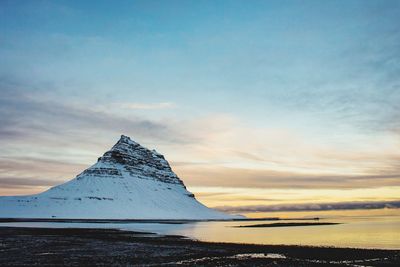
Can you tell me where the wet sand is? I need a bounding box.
[0,227,399,266]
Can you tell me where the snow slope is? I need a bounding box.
[0,135,240,220]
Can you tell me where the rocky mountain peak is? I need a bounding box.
[111,135,139,152]
[82,135,182,185]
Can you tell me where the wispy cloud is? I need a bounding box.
[2,80,399,196]
[0,79,190,147]
[0,78,195,196]
[177,165,400,189]
[0,177,58,188]
[116,102,176,110]
[216,200,400,213]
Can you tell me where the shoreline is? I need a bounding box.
[0,217,292,223]
[1,226,399,266]
[0,217,316,223]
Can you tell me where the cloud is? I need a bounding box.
[175,165,400,190]
[0,156,86,195]
[1,80,400,194]
[216,200,400,213]
[257,7,400,136]
[0,156,87,179]
[1,75,400,197]
[115,102,176,110]
[0,177,58,188]
[0,79,191,147]
[0,78,198,196]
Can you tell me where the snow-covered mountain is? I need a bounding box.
[0,135,240,220]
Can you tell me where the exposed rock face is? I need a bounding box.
[0,135,239,220]
[81,135,183,185]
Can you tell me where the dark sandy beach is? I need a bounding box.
[0,227,399,266]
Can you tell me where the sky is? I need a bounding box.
[1,0,400,215]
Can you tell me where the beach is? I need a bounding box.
[1,227,399,266]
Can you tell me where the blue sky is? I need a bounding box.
[1,0,399,211]
[1,1,399,126]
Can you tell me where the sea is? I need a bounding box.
[1,209,399,250]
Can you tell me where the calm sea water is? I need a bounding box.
[1,210,399,249]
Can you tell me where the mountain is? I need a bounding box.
[0,135,240,220]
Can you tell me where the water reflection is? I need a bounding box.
[1,209,399,249]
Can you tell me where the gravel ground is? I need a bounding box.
[0,227,399,266]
